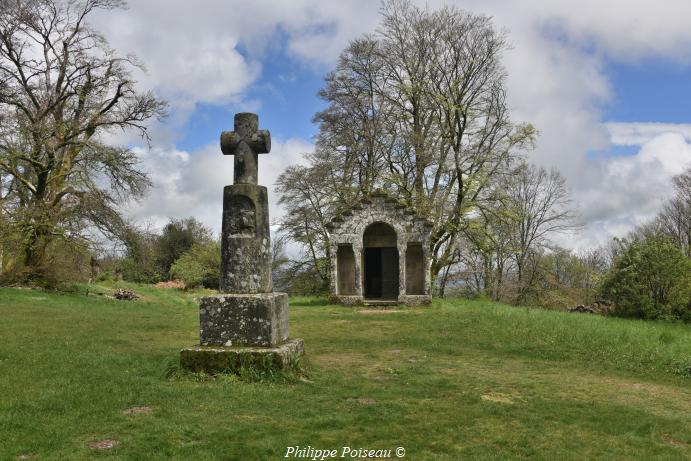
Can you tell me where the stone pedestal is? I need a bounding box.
[181,293,302,372]
[199,293,288,347]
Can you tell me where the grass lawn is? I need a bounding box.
[1,284,690,460]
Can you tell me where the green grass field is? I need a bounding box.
[1,285,690,460]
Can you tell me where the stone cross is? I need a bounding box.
[180,111,304,374]
[220,113,271,185]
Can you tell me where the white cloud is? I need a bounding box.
[559,128,691,250]
[434,0,691,249]
[90,0,378,104]
[605,122,691,146]
[525,0,691,63]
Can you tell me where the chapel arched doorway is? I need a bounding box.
[363,222,399,299]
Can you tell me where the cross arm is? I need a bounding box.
[220,131,239,156]
[220,130,271,155]
[250,130,271,154]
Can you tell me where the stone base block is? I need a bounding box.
[180,339,304,373]
[330,295,363,306]
[398,294,432,306]
[200,292,288,347]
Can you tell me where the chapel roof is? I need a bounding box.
[326,189,434,233]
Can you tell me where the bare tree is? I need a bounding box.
[314,37,390,196]
[502,162,577,302]
[628,167,691,258]
[459,205,515,301]
[0,0,166,281]
[657,168,691,257]
[275,159,335,287]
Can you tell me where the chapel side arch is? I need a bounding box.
[336,244,356,295]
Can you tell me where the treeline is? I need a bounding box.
[81,217,294,293]
[2,217,221,289]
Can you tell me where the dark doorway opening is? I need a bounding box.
[364,249,399,299]
[363,222,399,300]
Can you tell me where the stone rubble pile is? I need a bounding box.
[568,300,614,315]
[113,288,139,301]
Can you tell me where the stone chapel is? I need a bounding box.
[327,191,433,306]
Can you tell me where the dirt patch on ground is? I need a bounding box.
[331,319,353,325]
[660,433,688,447]
[155,280,185,289]
[123,405,153,415]
[232,414,270,421]
[312,351,366,368]
[88,439,119,450]
[481,392,523,404]
[358,309,403,314]
[438,367,459,375]
[609,379,691,413]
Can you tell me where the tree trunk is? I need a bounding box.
[22,226,50,280]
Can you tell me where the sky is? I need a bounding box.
[89,0,691,251]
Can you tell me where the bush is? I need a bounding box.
[119,226,161,284]
[170,242,220,289]
[117,256,161,284]
[156,218,213,280]
[601,236,691,321]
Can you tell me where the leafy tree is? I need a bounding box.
[275,160,334,288]
[454,161,577,303]
[601,236,691,321]
[0,0,166,283]
[170,241,220,290]
[155,217,212,279]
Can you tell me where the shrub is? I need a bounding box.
[117,256,161,284]
[601,236,691,321]
[156,218,213,280]
[170,242,220,289]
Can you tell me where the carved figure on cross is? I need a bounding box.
[220,112,271,185]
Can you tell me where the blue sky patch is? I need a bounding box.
[603,58,691,124]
